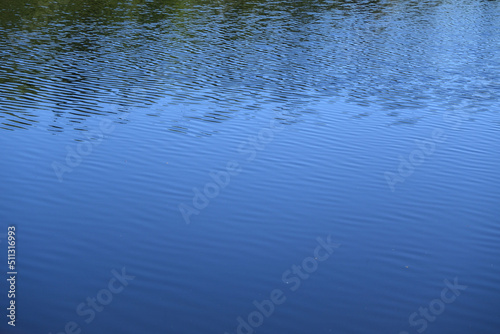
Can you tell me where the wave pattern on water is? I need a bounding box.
[1,0,499,135]
[1,1,500,334]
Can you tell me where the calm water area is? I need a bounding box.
[0,1,499,333]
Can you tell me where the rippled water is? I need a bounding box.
[1,1,499,333]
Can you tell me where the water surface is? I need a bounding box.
[0,1,499,333]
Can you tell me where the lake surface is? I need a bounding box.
[1,0,499,333]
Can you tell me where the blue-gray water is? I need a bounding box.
[1,1,499,333]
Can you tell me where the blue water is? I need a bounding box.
[1,1,499,334]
